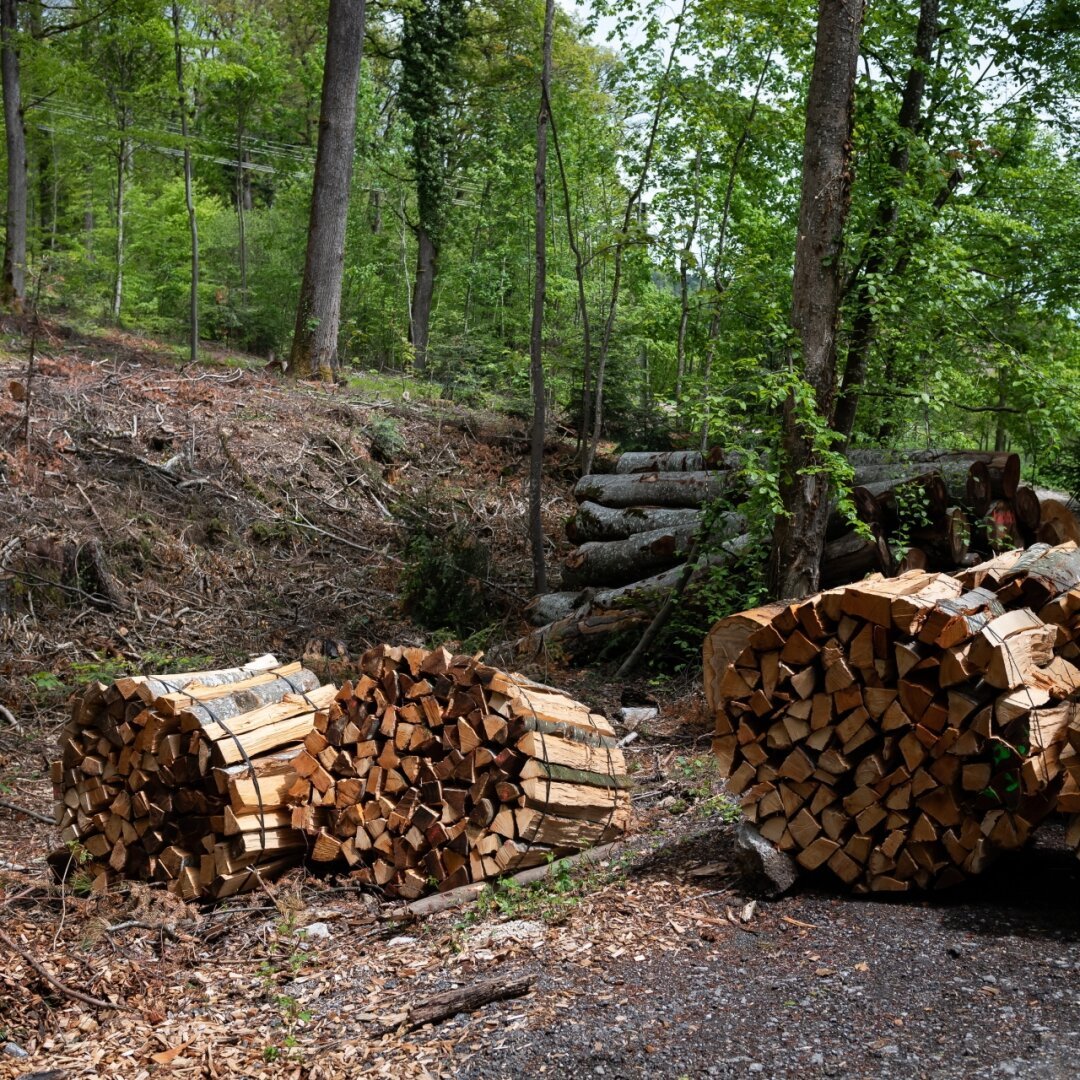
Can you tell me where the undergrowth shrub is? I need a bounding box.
[399,516,498,638]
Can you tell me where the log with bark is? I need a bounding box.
[705,558,1079,892]
[562,524,700,588]
[614,449,725,473]
[566,502,739,545]
[573,470,733,509]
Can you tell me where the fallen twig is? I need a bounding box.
[395,973,536,1032]
[104,919,187,942]
[0,797,54,825]
[0,703,21,733]
[0,927,133,1011]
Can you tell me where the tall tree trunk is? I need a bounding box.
[529,0,555,595]
[582,1,687,477]
[549,102,591,457]
[112,130,130,323]
[172,3,198,365]
[236,120,247,298]
[698,53,772,452]
[675,150,702,410]
[290,0,366,381]
[768,0,864,599]
[1,0,26,309]
[833,0,939,440]
[410,223,436,372]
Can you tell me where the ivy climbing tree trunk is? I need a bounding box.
[289,0,366,381]
[1,0,26,309]
[529,0,555,595]
[172,2,198,365]
[769,0,864,600]
[400,0,467,375]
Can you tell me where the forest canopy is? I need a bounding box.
[1,0,1077,472]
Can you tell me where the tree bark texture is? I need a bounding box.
[769,0,864,600]
[409,223,436,370]
[290,0,366,380]
[833,0,939,440]
[172,3,199,365]
[529,0,555,594]
[1,0,26,308]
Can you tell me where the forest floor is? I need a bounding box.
[2,317,1080,1079]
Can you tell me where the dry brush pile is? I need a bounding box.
[53,647,628,901]
[705,542,1080,892]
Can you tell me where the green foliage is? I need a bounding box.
[399,515,498,637]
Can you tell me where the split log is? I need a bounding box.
[573,470,733,509]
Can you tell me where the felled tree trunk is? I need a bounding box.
[566,502,715,544]
[573,470,732,509]
[561,524,699,588]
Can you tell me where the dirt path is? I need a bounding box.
[3,809,1079,1078]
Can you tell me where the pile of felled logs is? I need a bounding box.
[519,447,1080,661]
[705,541,1080,892]
[51,648,628,901]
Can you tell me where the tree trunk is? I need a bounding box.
[768,0,864,600]
[582,1,687,476]
[112,132,130,323]
[563,524,700,589]
[236,120,247,298]
[833,0,939,441]
[409,223,436,372]
[675,150,702,409]
[289,0,367,381]
[1,0,26,309]
[529,0,555,595]
[172,3,199,365]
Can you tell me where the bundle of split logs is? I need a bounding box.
[705,541,1080,892]
[520,447,1080,662]
[52,648,628,901]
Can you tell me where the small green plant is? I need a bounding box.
[400,516,499,637]
[366,415,407,462]
[890,480,933,563]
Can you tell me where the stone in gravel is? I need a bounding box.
[298,921,331,940]
[4,1044,29,1059]
[733,822,798,897]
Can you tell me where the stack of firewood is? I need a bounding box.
[519,448,1080,661]
[284,645,629,898]
[52,649,628,900]
[705,542,1080,891]
[52,656,330,899]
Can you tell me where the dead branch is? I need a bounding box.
[0,927,134,1011]
[401,973,536,1031]
[0,797,54,824]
